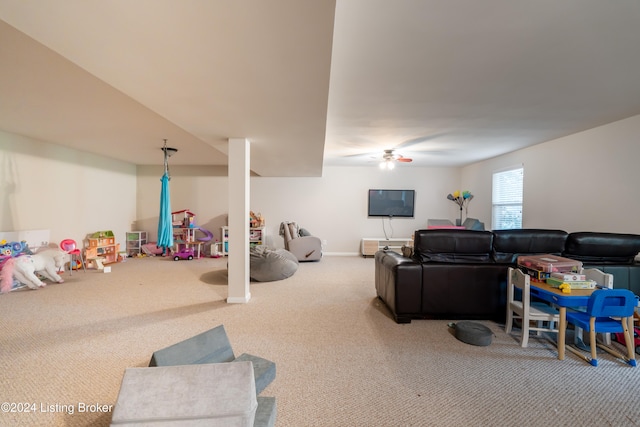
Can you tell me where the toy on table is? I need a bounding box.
[517,254,582,282]
[558,283,572,294]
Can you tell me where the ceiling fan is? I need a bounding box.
[379,149,412,170]
[332,134,449,167]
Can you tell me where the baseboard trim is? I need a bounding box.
[323,252,360,257]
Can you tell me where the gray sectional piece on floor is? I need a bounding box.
[148,324,276,395]
[110,325,277,427]
[111,362,258,426]
[255,397,277,427]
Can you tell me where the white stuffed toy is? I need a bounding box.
[0,249,69,292]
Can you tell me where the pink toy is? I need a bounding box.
[173,247,194,261]
[0,256,13,293]
[612,327,640,355]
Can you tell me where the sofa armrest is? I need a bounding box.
[287,236,322,261]
[375,251,423,323]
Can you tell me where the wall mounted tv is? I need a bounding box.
[368,189,415,218]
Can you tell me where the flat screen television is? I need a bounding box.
[368,189,415,218]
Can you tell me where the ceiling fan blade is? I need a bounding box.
[396,133,446,150]
[397,157,413,162]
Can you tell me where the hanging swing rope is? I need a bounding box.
[162,139,177,179]
[158,139,177,255]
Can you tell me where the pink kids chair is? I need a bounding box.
[60,239,86,274]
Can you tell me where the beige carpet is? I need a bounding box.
[1,255,639,427]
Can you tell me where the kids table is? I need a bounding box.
[529,281,596,360]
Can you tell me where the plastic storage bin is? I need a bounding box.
[517,254,582,281]
[517,254,582,273]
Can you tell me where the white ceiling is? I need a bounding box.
[2,1,640,176]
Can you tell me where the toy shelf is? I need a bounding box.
[221,226,265,256]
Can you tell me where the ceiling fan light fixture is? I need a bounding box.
[380,159,395,170]
[379,148,411,169]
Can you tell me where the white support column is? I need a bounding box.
[227,138,251,303]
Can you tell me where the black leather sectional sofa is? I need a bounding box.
[375,229,640,324]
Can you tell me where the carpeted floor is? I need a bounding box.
[1,255,639,426]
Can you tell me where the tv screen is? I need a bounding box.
[368,189,415,218]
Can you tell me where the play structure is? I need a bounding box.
[157,139,176,255]
[171,209,214,258]
[154,141,216,260]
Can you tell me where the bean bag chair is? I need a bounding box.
[250,246,299,282]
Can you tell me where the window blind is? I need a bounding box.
[492,166,523,230]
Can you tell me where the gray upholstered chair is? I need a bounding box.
[462,217,485,230]
[279,221,322,262]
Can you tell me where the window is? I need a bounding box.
[492,166,523,230]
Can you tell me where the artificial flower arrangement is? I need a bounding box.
[447,190,474,224]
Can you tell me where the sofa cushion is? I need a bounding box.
[563,232,640,264]
[421,264,507,319]
[413,229,494,263]
[492,229,568,264]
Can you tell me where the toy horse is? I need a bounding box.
[0,249,68,293]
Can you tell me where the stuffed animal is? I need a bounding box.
[0,249,69,293]
[0,240,27,257]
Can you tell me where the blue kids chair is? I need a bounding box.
[565,289,638,367]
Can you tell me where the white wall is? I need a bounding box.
[136,164,463,255]
[4,113,639,256]
[251,166,462,254]
[462,114,640,234]
[0,131,137,248]
[136,114,640,255]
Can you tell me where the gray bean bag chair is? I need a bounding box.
[250,246,299,282]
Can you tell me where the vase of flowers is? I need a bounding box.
[447,190,473,225]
